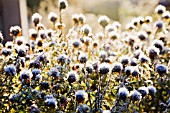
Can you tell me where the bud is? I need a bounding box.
[48,12,58,23]
[130,90,142,101]
[98,63,110,75]
[75,90,87,104]
[32,13,42,26]
[155,64,168,76]
[67,71,79,84]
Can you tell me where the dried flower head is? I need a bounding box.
[155,64,168,76]
[67,71,79,84]
[59,0,68,10]
[133,49,144,59]
[98,62,110,75]
[112,21,121,29]
[155,5,166,14]
[39,30,47,40]
[81,24,92,36]
[72,40,82,48]
[118,87,129,101]
[75,90,87,103]
[130,58,138,66]
[36,23,45,30]
[5,65,16,76]
[48,12,58,23]
[32,13,42,26]
[10,26,22,37]
[32,68,41,78]
[98,15,110,28]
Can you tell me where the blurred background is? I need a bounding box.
[1,0,170,42]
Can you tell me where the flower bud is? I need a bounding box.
[98,15,110,28]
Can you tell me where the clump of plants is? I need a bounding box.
[0,1,169,113]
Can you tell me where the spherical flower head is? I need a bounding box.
[99,51,107,60]
[36,23,45,30]
[32,13,42,26]
[28,104,40,113]
[9,94,19,102]
[39,30,47,39]
[98,62,110,75]
[45,98,57,108]
[125,66,132,76]
[57,54,68,64]
[78,13,86,25]
[98,15,110,28]
[1,48,11,56]
[81,24,92,36]
[48,68,60,77]
[112,62,123,73]
[131,67,139,77]
[72,14,79,25]
[162,11,170,19]
[59,0,68,10]
[29,29,37,41]
[147,86,156,95]
[55,22,65,30]
[137,31,148,41]
[95,32,104,41]
[0,32,3,43]
[152,39,164,51]
[86,63,93,74]
[5,41,13,49]
[139,54,150,64]
[155,64,168,76]
[138,86,149,98]
[105,24,115,33]
[108,31,119,40]
[75,90,87,103]
[67,71,79,84]
[133,49,144,59]
[145,16,153,23]
[40,81,50,90]
[78,53,88,63]
[10,26,22,37]
[112,21,121,29]
[125,35,135,47]
[154,21,163,29]
[118,87,129,101]
[119,56,130,66]
[130,58,138,66]
[137,16,145,25]
[130,90,142,101]
[147,46,160,59]
[32,68,41,77]
[72,40,82,48]
[48,12,58,23]
[5,65,16,76]
[19,70,33,81]
[155,5,166,14]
